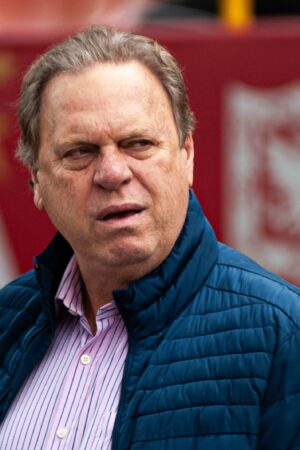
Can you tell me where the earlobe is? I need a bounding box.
[33,189,44,211]
[183,133,194,187]
[31,169,44,211]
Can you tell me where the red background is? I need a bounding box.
[1,19,300,278]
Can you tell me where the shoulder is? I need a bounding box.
[0,270,40,313]
[204,243,300,334]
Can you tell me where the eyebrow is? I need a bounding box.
[118,126,153,137]
[64,140,99,147]
[53,123,160,150]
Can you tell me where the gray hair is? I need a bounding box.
[17,26,195,167]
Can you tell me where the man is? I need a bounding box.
[0,26,300,450]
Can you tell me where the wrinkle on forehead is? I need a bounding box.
[39,61,179,146]
[41,61,171,112]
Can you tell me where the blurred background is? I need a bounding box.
[1,0,300,286]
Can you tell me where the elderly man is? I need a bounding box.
[0,26,300,450]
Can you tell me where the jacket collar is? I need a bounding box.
[114,190,218,338]
[35,190,218,338]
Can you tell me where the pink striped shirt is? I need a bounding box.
[0,255,128,449]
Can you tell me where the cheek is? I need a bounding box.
[39,173,83,213]
[158,167,190,218]
[140,156,189,206]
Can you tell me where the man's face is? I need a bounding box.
[33,61,194,281]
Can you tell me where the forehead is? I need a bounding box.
[38,61,179,147]
[40,61,175,132]
[38,61,179,146]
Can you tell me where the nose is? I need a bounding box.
[93,147,132,190]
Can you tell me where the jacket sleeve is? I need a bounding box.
[258,327,300,449]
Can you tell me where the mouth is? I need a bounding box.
[102,209,142,221]
[98,204,145,223]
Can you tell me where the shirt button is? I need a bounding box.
[80,354,91,365]
[57,427,68,439]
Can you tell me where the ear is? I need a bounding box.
[30,168,44,211]
[182,133,194,187]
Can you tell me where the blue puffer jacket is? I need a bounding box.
[1,191,300,449]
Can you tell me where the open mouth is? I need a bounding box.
[102,209,141,221]
[98,203,145,223]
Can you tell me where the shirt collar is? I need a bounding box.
[55,255,84,317]
[55,255,118,319]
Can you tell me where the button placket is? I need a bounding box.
[47,343,95,446]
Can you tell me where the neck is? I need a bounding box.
[76,254,148,334]
[78,267,125,333]
[74,246,175,332]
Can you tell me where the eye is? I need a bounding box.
[64,147,97,159]
[122,139,153,151]
[62,145,98,170]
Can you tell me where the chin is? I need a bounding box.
[102,239,163,269]
[108,247,153,267]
